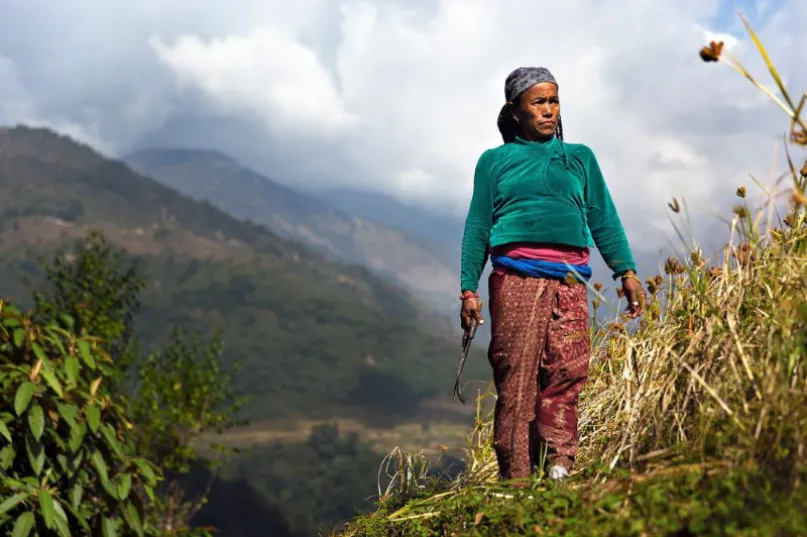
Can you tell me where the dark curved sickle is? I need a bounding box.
[453,319,478,404]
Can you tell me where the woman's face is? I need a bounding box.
[509,82,560,141]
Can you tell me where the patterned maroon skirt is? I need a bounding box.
[486,269,591,480]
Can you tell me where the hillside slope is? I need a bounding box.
[124,149,460,311]
[0,125,489,419]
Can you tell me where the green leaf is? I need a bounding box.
[40,370,64,397]
[27,404,44,441]
[102,516,117,537]
[56,403,79,431]
[132,458,157,485]
[0,419,11,443]
[11,511,34,537]
[0,445,16,470]
[64,355,80,385]
[122,502,144,537]
[77,340,95,368]
[14,383,35,416]
[52,507,71,537]
[38,489,55,529]
[68,424,85,453]
[0,493,29,516]
[70,451,84,475]
[31,343,48,363]
[117,474,132,501]
[101,424,124,459]
[63,501,90,534]
[69,483,83,511]
[25,437,44,476]
[12,328,26,348]
[86,404,101,433]
[92,451,109,482]
[58,313,74,329]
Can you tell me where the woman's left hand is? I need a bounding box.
[621,271,646,318]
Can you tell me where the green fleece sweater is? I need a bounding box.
[460,135,636,293]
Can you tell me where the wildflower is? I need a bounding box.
[699,41,724,62]
[736,186,746,198]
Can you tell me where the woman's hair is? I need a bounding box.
[497,97,564,143]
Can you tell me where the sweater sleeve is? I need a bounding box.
[460,150,496,293]
[580,146,637,278]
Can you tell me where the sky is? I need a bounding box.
[0,0,804,251]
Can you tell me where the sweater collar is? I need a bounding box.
[513,134,567,168]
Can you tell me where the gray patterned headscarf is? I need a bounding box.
[497,66,559,143]
[504,67,558,103]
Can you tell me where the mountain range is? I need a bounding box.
[0,124,490,420]
[125,148,462,313]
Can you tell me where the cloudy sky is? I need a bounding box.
[0,0,804,250]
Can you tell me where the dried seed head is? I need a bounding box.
[792,190,807,208]
[699,41,724,62]
[668,198,680,213]
[736,186,746,198]
[800,160,807,178]
[707,267,723,280]
[734,243,754,266]
[733,205,750,218]
[608,321,626,334]
[784,213,796,228]
[616,287,625,298]
[664,257,685,275]
[593,282,603,292]
[564,272,579,286]
[792,128,807,146]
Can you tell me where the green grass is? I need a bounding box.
[341,465,807,536]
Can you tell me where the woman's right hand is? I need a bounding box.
[460,296,485,331]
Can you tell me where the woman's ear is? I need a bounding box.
[507,101,519,123]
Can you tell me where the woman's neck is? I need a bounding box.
[517,131,555,143]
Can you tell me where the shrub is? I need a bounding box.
[0,302,159,537]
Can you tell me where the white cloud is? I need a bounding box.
[150,29,358,137]
[0,0,805,247]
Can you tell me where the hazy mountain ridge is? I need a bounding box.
[125,148,461,311]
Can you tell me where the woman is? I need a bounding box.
[459,66,645,484]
